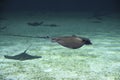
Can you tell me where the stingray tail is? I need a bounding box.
[23,44,32,53]
[0,34,50,39]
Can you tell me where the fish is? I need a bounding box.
[0,26,7,30]
[27,21,44,26]
[1,34,92,49]
[43,24,60,27]
[51,35,92,49]
[4,45,42,61]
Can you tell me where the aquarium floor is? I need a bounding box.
[0,11,120,80]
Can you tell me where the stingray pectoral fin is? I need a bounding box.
[4,55,8,58]
[4,53,42,61]
[4,55,23,60]
[4,55,14,59]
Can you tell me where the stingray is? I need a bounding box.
[4,45,42,61]
[27,21,44,26]
[0,24,7,28]
[0,26,7,30]
[1,34,92,49]
[51,35,92,49]
[43,24,60,27]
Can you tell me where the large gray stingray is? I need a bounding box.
[4,45,42,61]
[51,35,92,49]
[1,34,92,49]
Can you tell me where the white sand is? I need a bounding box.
[0,11,120,80]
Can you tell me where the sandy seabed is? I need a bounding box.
[0,11,120,80]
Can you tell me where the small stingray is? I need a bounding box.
[0,26,7,30]
[43,24,60,27]
[52,35,92,49]
[27,21,44,26]
[4,45,42,61]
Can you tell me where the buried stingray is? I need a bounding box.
[52,35,92,49]
[4,45,42,61]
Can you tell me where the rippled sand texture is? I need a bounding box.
[0,12,120,80]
